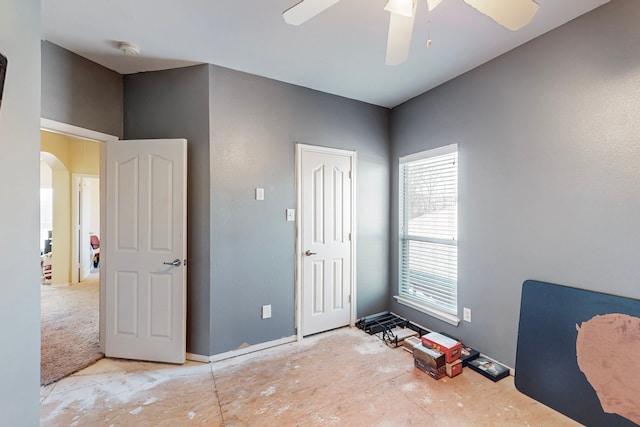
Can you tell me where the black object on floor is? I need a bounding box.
[356,311,406,334]
[466,356,509,382]
[356,311,429,347]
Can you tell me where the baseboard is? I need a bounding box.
[49,282,72,287]
[185,353,210,363]
[187,335,298,363]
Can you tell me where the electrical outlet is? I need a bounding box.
[463,307,472,323]
[262,304,271,319]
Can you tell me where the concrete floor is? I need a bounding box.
[40,327,582,426]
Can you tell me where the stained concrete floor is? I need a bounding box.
[40,327,582,426]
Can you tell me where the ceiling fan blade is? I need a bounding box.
[427,0,443,12]
[283,0,340,26]
[464,0,539,31]
[385,8,417,65]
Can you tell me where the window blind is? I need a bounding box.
[399,145,458,315]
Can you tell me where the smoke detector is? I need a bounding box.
[118,41,140,56]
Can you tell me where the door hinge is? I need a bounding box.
[348,295,351,303]
[349,233,352,241]
[349,171,352,179]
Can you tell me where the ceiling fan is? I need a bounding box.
[283,0,539,66]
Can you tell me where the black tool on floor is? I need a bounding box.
[356,311,429,347]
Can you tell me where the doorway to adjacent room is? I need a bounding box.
[39,128,103,385]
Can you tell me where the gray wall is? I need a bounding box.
[389,0,640,368]
[124,65,212,356]
[124,64,390,356]
[208,65,390,355]
[42,41,123,138]
[42,47,391,358]
[0,0,41,424]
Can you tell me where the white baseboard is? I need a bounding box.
[185,353,210,363]
[49,282,72,287]
[187,335,298,364]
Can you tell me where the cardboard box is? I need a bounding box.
[413,344,445,367]
[390,327,419,341]
[421,332,462,363]
[402,335,422,353]
[414,358,446,380]
[446,359,463,378]
[440,332,480,366]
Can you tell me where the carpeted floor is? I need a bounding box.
[40,273,103,386]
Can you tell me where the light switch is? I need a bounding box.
[286,209,295,221]
[262,305,272,319]
[256,188,264,201]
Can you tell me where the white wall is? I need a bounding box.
[0,0,42,425]
[40,160,52,187]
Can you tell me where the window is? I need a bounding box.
[397,144,458,322]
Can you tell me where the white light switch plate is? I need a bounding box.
[256,188,264,200]
[262,304,272,319]
[286,209,295,221]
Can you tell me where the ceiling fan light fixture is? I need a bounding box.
[384,0,415,17]
[118,41,140,56]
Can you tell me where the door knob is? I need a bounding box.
[305,250,317,256]
[163,259,182,267]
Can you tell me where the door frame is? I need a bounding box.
[71,173,100,284]
[295,143,357,341]
[41,118,119,353]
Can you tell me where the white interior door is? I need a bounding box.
[72,174,99,283]
[105,139,187,364]
[79,177,93,280]
[298,144,356,336]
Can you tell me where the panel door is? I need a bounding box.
[105,139,187,364]
[300,145,354,336]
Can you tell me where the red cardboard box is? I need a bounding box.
[446,359,463,378]
[421,332,462,364]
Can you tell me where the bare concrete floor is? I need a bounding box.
[40,327,582,426]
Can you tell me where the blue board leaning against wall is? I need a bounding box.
[515,280,640,427]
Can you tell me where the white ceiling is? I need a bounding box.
[41,0,609,108]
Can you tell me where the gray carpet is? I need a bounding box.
[40,273,103,385]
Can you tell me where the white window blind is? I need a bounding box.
[399,144,458,315]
